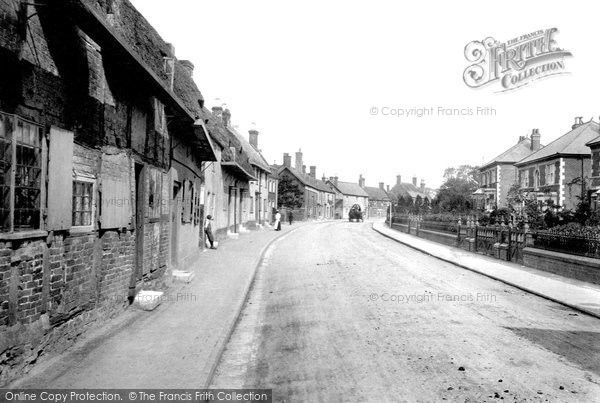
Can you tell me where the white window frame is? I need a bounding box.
[71,172,96,232]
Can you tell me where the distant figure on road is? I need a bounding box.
[275,210,281,231]
[204,215,216,249]
[288,210,293,225]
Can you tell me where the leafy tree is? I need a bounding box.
[277,175,303,209]
[435,175,478,213]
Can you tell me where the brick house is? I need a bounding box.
[514,118,598,211]
[327,176,369,219]
[0,0,217,384]
[364,181,391,217]
[472,130,542,211]
[276,151,336,221]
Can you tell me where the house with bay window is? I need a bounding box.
[514,118,598,210]
[473,130,542,210]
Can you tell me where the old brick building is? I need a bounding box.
[276,150,336,221]
[363,181,391,217]
[472,130,542,211]
[515,118,598,210]
[0,0,216,384]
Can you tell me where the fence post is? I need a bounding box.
[457,217,461,245]
[507,225,512,262]
[474,223,478,252]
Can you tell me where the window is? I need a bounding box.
[546,163,555,185]
[0,114,45,232]
[534,169,540,189]
[521,170,529,187]
[72,180,93,227]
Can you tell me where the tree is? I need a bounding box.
[435,175,478,213]
[277,175,304,209]
[443,165,480,183]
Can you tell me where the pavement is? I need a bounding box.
[372,221,600,319]
[10,221,308,389]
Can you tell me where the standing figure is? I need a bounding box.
[275,210,281,231]
[204,215,216,249]
[288,210,293,225]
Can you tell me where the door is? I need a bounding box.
[171,181,181,268]
[134,163,145,288]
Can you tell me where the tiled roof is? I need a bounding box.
[278,166,335,193]
[516,120,599,166]
[364,186,390,201]
[388,182,429,201]
[333,181,369,197]
[481,138,540,169]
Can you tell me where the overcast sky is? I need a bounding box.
[130,0,600,188]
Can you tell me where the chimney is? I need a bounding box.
[333,176,338,186]
[572,116,584,129]
[420,179,425,192]
[386,185,390,192]
[359,174,365,188]
[322,174,326,182]
[379,182,384,190]
[396,175,402,185]
[531,128,541,151]
[249,128,259,149]
[295,149,303,171]
[302,165,306,174]
[518,135,526,143]
[222,108,231,127]
[211,105,223,120]
[179,60,194,78]
[412,176,417,186]
[309,166,316,178]
[283,153,291,168]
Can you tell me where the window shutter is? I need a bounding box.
[555,161,560,184]
[47,127,74,230]
[99,154,132,229]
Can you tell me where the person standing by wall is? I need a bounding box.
[288,210,293,225]
[275,210,281,231]
[205,215,216,249]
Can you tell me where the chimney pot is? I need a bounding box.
[249,129,259,149]
[222,108,231,127]
[309,165,316,178]
[295,149,303,172]
[283,153,291,168]
[531,128,541,151]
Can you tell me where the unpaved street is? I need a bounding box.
[211,221,600,402]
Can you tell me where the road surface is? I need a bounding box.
[210,221,600,402]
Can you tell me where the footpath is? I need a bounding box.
[10,222,305,389]
[373,222,600,319]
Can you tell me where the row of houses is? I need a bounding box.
[0,0,280,384]
[274,149,435,219]
[473,117,600,211]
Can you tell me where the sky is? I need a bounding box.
[130,0,600,189]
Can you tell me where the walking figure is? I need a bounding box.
[204,215,216,249]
